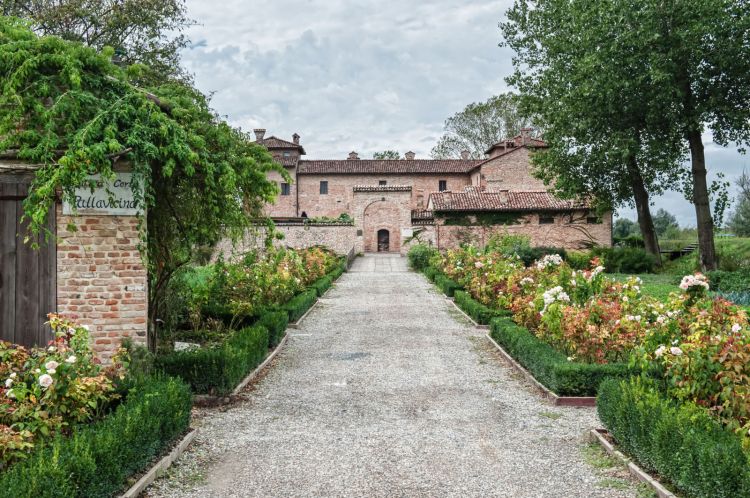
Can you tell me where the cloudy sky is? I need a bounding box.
[180,0,749,227]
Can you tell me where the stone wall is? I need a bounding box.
[434,211,612,250]
[55,205,148,361]
[214,224,358,260]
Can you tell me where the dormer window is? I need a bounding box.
[439,180,447,192]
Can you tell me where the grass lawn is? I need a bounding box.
[610,273,678,302]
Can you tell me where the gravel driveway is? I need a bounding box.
[147,254,640,498]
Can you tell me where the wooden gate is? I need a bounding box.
[0,177,56,348]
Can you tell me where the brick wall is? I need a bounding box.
[351,190,412,253]
[265,169,297,217]
[297,173,470,218]
[434,211,612,250]
[478,148,548,191]
[56,205,147,361]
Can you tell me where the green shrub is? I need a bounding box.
[566,251,593,270]
[0,375,191,498]
[155,325,269,395]
[311,275,333,296]
[283,288,318,323]
[593,247,657,273]
[489,318,633,396]
[454,290,511,324]
[434,273,462,297]
[422,266,439,282]
[407,243,438,271]
[707,268,750,292]
[256,310,288,348]
[598,377,750,498]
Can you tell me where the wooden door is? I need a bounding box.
[0,178,56,348]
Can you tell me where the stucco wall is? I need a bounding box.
[56,205,148,361]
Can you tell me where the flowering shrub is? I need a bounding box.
[0,315,127,468]
[434,243,750,445]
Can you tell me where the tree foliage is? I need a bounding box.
[0,17,284,348]
[652,209,679,238]
[372,150,400,160]
[613,218,639,239]
[1,0,191,81]
[729,171,750,237]
[431,93,534,159]
[502,0,750,270]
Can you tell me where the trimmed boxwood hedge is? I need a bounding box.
[598,377,750,498]
[422,266,439,282]
[256,310,288,348]
[0,375,191,498]
[434,273,462,297]
[283,288,318,323]
[311,275,333,297]
[155,325,269,395]
[453,290,511,324]
[489,318,633,396]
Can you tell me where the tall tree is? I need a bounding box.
[0,18,283,348]
[1,0,191,81]
[431,93,534,159]
[502,0,750,271]
[502,1,685,263]
[613,218,639,239]
[372,150,400,160]
[729,171,750,236]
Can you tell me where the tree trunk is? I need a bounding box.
[626,153,662,265]
[687,127,718,271]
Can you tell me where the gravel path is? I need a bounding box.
[148,254,640,498]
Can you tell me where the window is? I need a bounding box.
[280,182,290,196]
[283,151,291,157]
[379,180,387,186]
[438,180,447,192]
[539,216,555,225]
[320,181,328,194]
[586,216,602,224]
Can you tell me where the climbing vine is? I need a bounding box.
[0,17,286,348]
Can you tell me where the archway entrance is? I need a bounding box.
[377,229,390,252]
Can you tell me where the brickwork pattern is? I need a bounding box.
[214,225,358,260]
[56,205,147,361]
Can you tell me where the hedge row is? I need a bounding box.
[156,325,269,395]
[0,375,191,498]
[598,377,750,498]
[434,273,462,297]
[489,318,633,396]
[283,288,318,323]
[453,290,511,324]
[256,310,288,348]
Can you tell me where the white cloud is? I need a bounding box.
[182,0,749,226]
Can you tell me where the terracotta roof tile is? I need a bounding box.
[259,136,306,154]
[298,159,482,175]
[429,190,590,212]
[272,155,298,167]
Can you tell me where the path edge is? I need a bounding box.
[589,429,677,498]
[119,428,197,498]
[485,333,596,407]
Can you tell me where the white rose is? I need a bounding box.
[65,355,77,364]
[670,347,683,356]
[39,374,53,388]
[732,323,742,333]
[6,389,15,399]
[45,360,59,371]
[4,378,12,388]
[654,345,666,358]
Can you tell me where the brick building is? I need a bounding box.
[256,128,612,255]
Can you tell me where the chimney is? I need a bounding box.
[254,128,266,142]
[292,133,300,145]
[348,151,360,160]
[460,150,470,160]
[498,190,509,203]
[405,151,416,160]
[520,127,532,145]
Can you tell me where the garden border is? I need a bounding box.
[193,331,290,405]
[589,429,677,498]
[120,428,197,498]
[445,297,489,329]
[485,332,596,407]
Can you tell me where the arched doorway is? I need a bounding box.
[377,229,390,252]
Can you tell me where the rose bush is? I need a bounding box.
[0,315,128,468]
